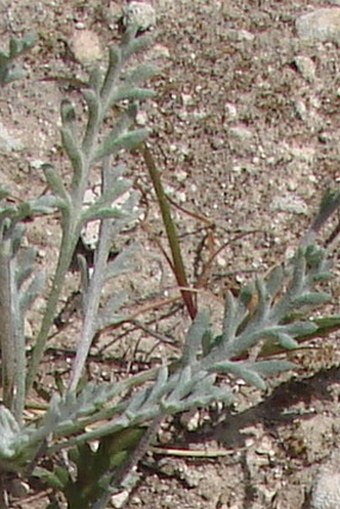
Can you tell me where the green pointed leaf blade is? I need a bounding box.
[94,128,150,161]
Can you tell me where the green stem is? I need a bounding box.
[26,215,80,393]
[0,239,16,410]
[142,143,197,320]
[68,158,113,391]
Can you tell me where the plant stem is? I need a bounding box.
[92,416,163,509]
[142,143,197,320]
[0,239,15,411]
[69,157,113,391]
[26,216,80,393]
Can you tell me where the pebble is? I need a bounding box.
[294,55,316,83]
[296,8,340,45]
[311,450,340,509]
[294,99,307,121]
[224,102,237,121]
[0,122,23,152]
[229,125,253,142]
[271,195,308,215]
[228,29,255,42]
[136,110,148,126]
[180,409,200,431]
[111,490,130,508]
[148,44,170,60]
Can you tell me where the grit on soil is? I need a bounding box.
[0,1,339,508]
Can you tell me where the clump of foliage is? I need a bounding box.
[0,29,338,509]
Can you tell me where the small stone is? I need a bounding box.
[148,44,170,60]
[177,191,186,203]
[229,125,253,141]
[175,170,188,182]
[294,55,316,82]
[271,195,308,215]
[294,99,307,121]
[224,102,237,121]
[70,30,102,65]
[136,110,148,126]
[181,93,193,107]
[24,318,34,339]
[311,450,340,508]
[0,122,23,152]
[111,490,129,508]
[180,409,200,431]
[228,29,255,42]
[296,8,340,45]
[216,255,227,268]
[29,159,45,170]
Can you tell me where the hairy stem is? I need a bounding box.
[26,215,80,393]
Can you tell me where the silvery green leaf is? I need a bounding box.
[96,292,128,330]
[303,188,340,245]
[9,34,36,58]
[1,66,25,85]
[60,99,77,127]
[19,270,45,314]
[100,46,122,101]
[94,128,150,161]
[0,35,35,86]
[98,105,138,147]
[283,321,317,336]
[16,247,36,287]
[10,223,25,253]
[221,291,241,345]
[77,253,90,295]
[83,177,131,215]
[61,127,83,172]
[167,369,209,405]
[105,244,136,280]
[166,366,192,402]
[29,194,62,212]
[303,246,327,272]
[83,88,101,125]
[209,361,266,390]
[292,291,330,307]
[123,64,157,87]
[81,206,127,223]
[125,388,149,420]
[253,277,271,321]
[88,66,102,92]
[122,33,155,60]
[268,332,298,349]
[33,466,67,490]
[42,164,70,203]
[312,271,332,283]
[266,265,284,299]
[182,310,210,365]
[250,360,296,375]
[112,87,156,103]
[289,249,307,294]
[147,366,169,403]
[0,407,20,458]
